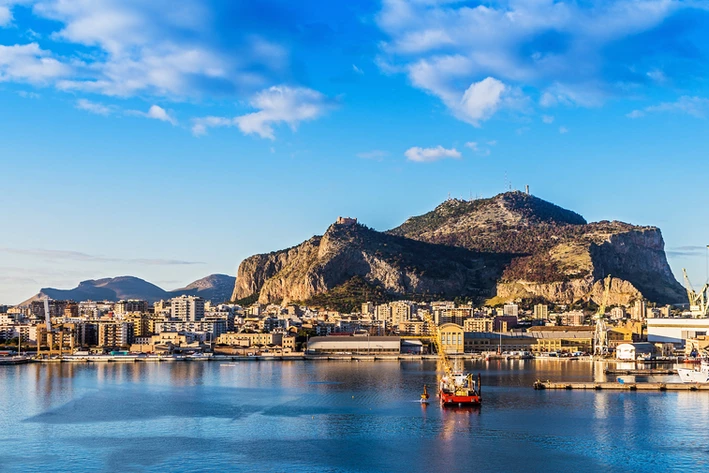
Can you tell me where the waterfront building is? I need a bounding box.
[526,326,594,353]
[616,342,655,360]
[216,331,285,347]
[98,322,135,348]
[170,295,205,322]
[306,335,400,355]
[647,318,709,346]
[439,323,464,354]
[463,332,536,353]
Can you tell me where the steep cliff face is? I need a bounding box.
[389,192,685,305]
[233,192,684,308]
[232,223,512,306]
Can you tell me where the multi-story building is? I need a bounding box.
[464,318,494,333]
[216,332,285,347]
[610,307,625,320]
[115,300,149,315]
[361,302,374,317]
[533,304,549,320]
[124,313,152,336]
[503,303,519,317]
[632,300,647,321]
[98,322,135,348]
[559,310,585,326]
[154,320,227,338]
[170,295,205,322]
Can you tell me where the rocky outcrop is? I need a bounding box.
[232,223,512,306]
[389,192,685,305]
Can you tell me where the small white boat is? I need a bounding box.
[677,360,709,383]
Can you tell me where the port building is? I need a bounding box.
[646,318,709,346]
[306,335,400,354]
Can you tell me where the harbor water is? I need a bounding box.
[1,360,707,472]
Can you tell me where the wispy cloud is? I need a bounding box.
[0,248,204,265]
[126,104,177,125]
[405,145,461,163]
[559,126,569,134]
[192,85,334,139]
[542,115,554,124]
[75,98,113,116]
[357,150,388,160]
[627,96,709,119]
[667,245,709,258]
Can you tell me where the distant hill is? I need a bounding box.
[21,274,235,305]
[233,191,685,309]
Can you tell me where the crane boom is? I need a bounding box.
[421,312,453,378]
[43,296,52,332]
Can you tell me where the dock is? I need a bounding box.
[603,368,676,375]
[533,380,709,391]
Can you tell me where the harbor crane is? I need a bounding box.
[682,268,709,318]
[37,296,68,358]
[592,275,612,358]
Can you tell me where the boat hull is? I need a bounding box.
[440,391,481,406]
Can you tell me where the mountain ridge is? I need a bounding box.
[20,274,236,305]
[234,191,685,308]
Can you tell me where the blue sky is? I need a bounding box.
[1,0,709,304]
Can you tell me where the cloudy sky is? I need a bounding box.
[1,0,709,304]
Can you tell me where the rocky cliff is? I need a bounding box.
[390,192,685,305]
[232,223,512,308]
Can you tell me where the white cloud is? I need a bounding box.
[465,140,492,156]
[542,115,554,124]
[405,145,461,163]
[486,140,497,146]
[458,77,507,125]
[352,64,363,75]
[0,43,72,84]
[464,141,478,151]
[376,0,682,121]
[142,105,177,125]
[75,98,112,116]
[634,96,709,119]
[0,6,11,27]
[18,90,40,99]
[357,150,388,160]
[20,0,288,99]
[559,126,569,134]
[192,86,332,139]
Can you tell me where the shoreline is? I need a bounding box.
[1,354,685,364]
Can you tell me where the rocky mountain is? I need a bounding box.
[232,222,513,309]
[234,192,685,309]
[171,274,236,303]
[389,192,685,306]
[23,274,235,305]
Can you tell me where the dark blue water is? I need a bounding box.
[1,360,707,472]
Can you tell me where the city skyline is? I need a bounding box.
[2,1,709,304]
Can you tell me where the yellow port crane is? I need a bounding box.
[592,275,612,358]
[682,268,709,317]
[421,311,453,378]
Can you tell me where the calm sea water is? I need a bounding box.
[1,360,707,472]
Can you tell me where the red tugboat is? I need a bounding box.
[439,371,482,407]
